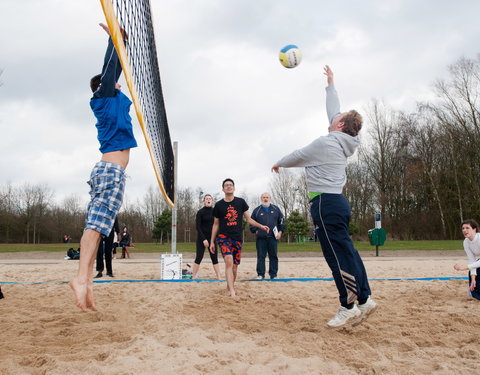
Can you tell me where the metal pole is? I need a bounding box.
[376,245,379,257]
[171,141,178,254]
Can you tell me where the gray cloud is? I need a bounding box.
[1,0,479,205]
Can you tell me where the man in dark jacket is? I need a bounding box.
[250,192,285,280]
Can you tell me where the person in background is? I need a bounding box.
[210,178,269,300]
[120,226,132,259]
[94,217,119,278]
[250,192,285,280]
[112,228,119,259]
[454,219,480,300]
[193,194,221,279]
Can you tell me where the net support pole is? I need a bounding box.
[171,141,178,254]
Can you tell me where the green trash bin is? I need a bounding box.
[368,228,387,246]
[368,228,387,256]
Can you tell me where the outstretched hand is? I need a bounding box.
[271,165,280,173]
[454,263,466,271]
[99,22,128,41]
[99,23,110,35]
[324,65,334,86]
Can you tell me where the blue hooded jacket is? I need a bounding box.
[90,37,137,153]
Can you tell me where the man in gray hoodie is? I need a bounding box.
[271,65,377,328]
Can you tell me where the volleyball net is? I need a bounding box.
[99,0,175,207]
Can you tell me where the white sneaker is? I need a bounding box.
[327,305,361,328]
[352,297,378,326]
[256,276,264,280]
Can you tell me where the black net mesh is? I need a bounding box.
[108,0,174,204]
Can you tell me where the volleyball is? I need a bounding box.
[279,45,302,68]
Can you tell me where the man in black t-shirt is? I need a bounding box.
[210,178,269,300]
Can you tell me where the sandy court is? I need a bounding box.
[0,251,479,374]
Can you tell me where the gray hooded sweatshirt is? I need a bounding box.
[275,85,360,194]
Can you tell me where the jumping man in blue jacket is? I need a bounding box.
[70,23,137,312]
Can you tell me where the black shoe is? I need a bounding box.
[107,273,114,277]
[94,272,103,278]
[270,276,276,279]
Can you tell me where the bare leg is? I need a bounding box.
[213,263,221,280]
[70,229,101,312]
[224,255,239,301]
[232,264,238,283]
[192,263,200,279]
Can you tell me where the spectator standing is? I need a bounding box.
[250,192,285,280]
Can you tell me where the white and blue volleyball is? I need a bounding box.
[279,45,302,68]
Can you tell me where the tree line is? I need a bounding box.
[1,55,478,243]
[344,55,480,239]
[0,178,310,244]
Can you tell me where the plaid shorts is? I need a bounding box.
[217,234,243,265]
[84,161,126,236]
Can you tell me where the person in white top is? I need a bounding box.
[454,219,480,299]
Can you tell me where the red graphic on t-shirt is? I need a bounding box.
[225,205,238,226]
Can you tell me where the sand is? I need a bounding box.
[0,251,478,375]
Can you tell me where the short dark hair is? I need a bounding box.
[90,74,101,92]
[203,194,212,201]
[461,219,479,232]
[342,110,363,137]
[222,178,234,188]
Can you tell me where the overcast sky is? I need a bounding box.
[1,0,479,207]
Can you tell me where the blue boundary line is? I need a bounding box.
[0,276,468,285]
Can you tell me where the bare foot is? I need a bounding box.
[86,282,97,311]
[226,288,239,300]
[70,277,88,312]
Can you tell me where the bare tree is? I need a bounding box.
[17,183,53,243]
[360,100,409,228]
[0,183,21,242]
[177,187,196,242]
[142,185,167,233]
[344,160,376,237]
[294,172,310,221]
[270,169,297,220]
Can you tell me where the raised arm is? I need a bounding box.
[324,65,341,124]
[94,23,124,98]
[324,65,334,86]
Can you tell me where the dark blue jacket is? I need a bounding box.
[250,204,285,239]
[90,37,137,154]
